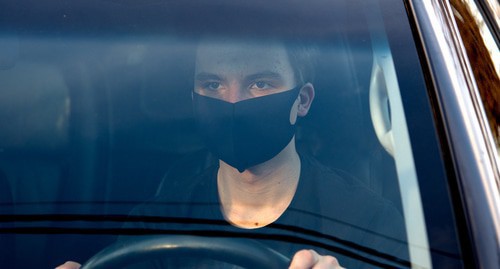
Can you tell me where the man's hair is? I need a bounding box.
[195,36,317,86]
[285,41,317,85]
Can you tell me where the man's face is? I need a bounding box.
[194,39,297,103]
[192,39,314,171]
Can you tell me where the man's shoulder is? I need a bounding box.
[129,162,218,219]
[155,151,218,200]
[300,154,404,226]
[301,154,370,192]
[300,155,408,253]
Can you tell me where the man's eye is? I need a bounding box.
[205,82,221,90]
[251,81,271,89]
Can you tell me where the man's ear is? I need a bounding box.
[297,83,315,117]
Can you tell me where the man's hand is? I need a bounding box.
[55,261,81,269]
[289,249,344,269]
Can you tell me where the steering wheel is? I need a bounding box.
[80,235,291,269]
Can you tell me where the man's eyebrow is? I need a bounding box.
[245,71,283,81]
[195,72,222,81]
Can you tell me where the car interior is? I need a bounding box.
[0,1,410,268]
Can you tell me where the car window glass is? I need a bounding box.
[0,0,466,268]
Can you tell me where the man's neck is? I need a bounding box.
[217,138,301,228]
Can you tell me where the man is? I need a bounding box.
[190,38,338,267]
[58,37,406,269]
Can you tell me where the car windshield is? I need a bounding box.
[0,0,466,268]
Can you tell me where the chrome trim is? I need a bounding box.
[481,0,500,34]
[449,1,500,177]
[407,0,500,268]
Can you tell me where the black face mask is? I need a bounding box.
[193,86,301,172]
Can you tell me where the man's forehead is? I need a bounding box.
[197,39,289,60]
[195,39,292,74]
